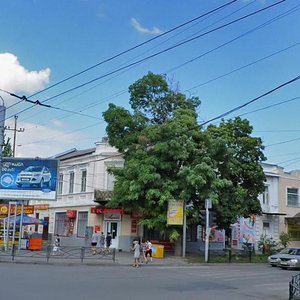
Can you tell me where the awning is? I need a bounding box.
[1,214,47,225]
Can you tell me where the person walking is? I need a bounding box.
[106,232,112,250]
[131,240,140,268]
[53,234,61,254]
[91,230,99,255]
[141,239,148,263]
[99,232,105,253]
[145,240,153,262]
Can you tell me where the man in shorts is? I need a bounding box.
[145,240,153,262]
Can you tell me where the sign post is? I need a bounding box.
[205,199,212,263]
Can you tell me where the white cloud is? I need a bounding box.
[0,53,50,95]
[5,120,82,158]
[130,18,162,35]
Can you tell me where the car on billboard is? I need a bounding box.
[16,166,52,189]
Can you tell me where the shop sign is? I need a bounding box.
[104,213,121,221]
[167,200,183,225]
[34,204,49,210]
[91,207,124,215]
[66,210,77,218]
[0,204,34,215]
[95,225,101,232]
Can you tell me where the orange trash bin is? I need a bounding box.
[28,238,42,250]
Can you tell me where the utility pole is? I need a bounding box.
[205,199,212,263]
[0,96,5,162]
[5,115,25,157]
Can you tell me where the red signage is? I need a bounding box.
[66,210,77,218]
[91,207,124,215]
[95,225,101,232]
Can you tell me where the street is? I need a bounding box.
[0,262,295,300]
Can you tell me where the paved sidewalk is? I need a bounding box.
[0,250,190,266]
[115,251,189,266]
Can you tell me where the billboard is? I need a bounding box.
[0,158,59,201]
[167,200,184,225]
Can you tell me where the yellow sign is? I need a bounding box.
[167,200,183,225]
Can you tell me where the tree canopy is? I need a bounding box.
[3,135,13,157]
[103,72,266,240]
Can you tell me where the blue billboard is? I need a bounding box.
[0,158,59,201]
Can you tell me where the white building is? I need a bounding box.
[36,138,140,250]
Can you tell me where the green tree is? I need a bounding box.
[205,118,266,234]
[3,134,13,157]
[279,232,291,248]
[103,72,266,243]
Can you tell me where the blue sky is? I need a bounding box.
[0,0,300,171]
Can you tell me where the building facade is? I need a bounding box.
[36,139,141,250]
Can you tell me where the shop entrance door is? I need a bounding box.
[105,221,119,249]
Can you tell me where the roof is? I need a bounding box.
[55,147,96,161]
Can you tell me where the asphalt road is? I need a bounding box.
[0,263,295,300]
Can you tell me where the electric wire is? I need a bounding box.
[200,74,300,126]
[28,0,239,99]
[3,0,286,124]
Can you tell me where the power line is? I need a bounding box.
[38,0,287,105]
[265,136,300,148]
[27,0,239,99]
[185,40,300,91]
[4,0,286,123]
[200,74,300,126]
[15,1,297,137]
[3,0,285,124]
[238,96,300,117]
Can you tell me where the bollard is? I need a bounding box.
[248,249,252,263]
[112,248,116,262]
[46,244,51,263]
[228,249,232,263]
[80,247,85,263]
[11,244,16,261]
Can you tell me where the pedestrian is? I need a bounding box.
[141,239,148,263]
[145,240,153,262]
[106,232,112,250]
[53,234,61,254]
[99,231,105,253]
[91,230,99,255]
[131,240,140,268]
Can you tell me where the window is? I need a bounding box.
[106,161,123,191]
[58,173,63,194]
[54,212,68,236]
[81,170,87,192]
[262,186,269,205]
[77,211,88,238]
[287,188,299,206]
[69,172,74,194]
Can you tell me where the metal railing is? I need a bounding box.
[0,244,116,263]
[289,273,300,300]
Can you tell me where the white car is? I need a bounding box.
[268,247,299,267]
[16,166,51,189]
[279,248,300,270]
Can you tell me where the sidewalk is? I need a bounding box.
[0,250,190,267]
[115,251,189,266]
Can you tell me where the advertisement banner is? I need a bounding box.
[0,158,58,201]
[167,200,183,225]
[239,216,256,244]
[0,204,34,215]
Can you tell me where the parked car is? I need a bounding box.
[268,247,300,267]
[279,248,300,269]
[16,166,51,188]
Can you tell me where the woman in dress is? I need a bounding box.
[131,240,140,268]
